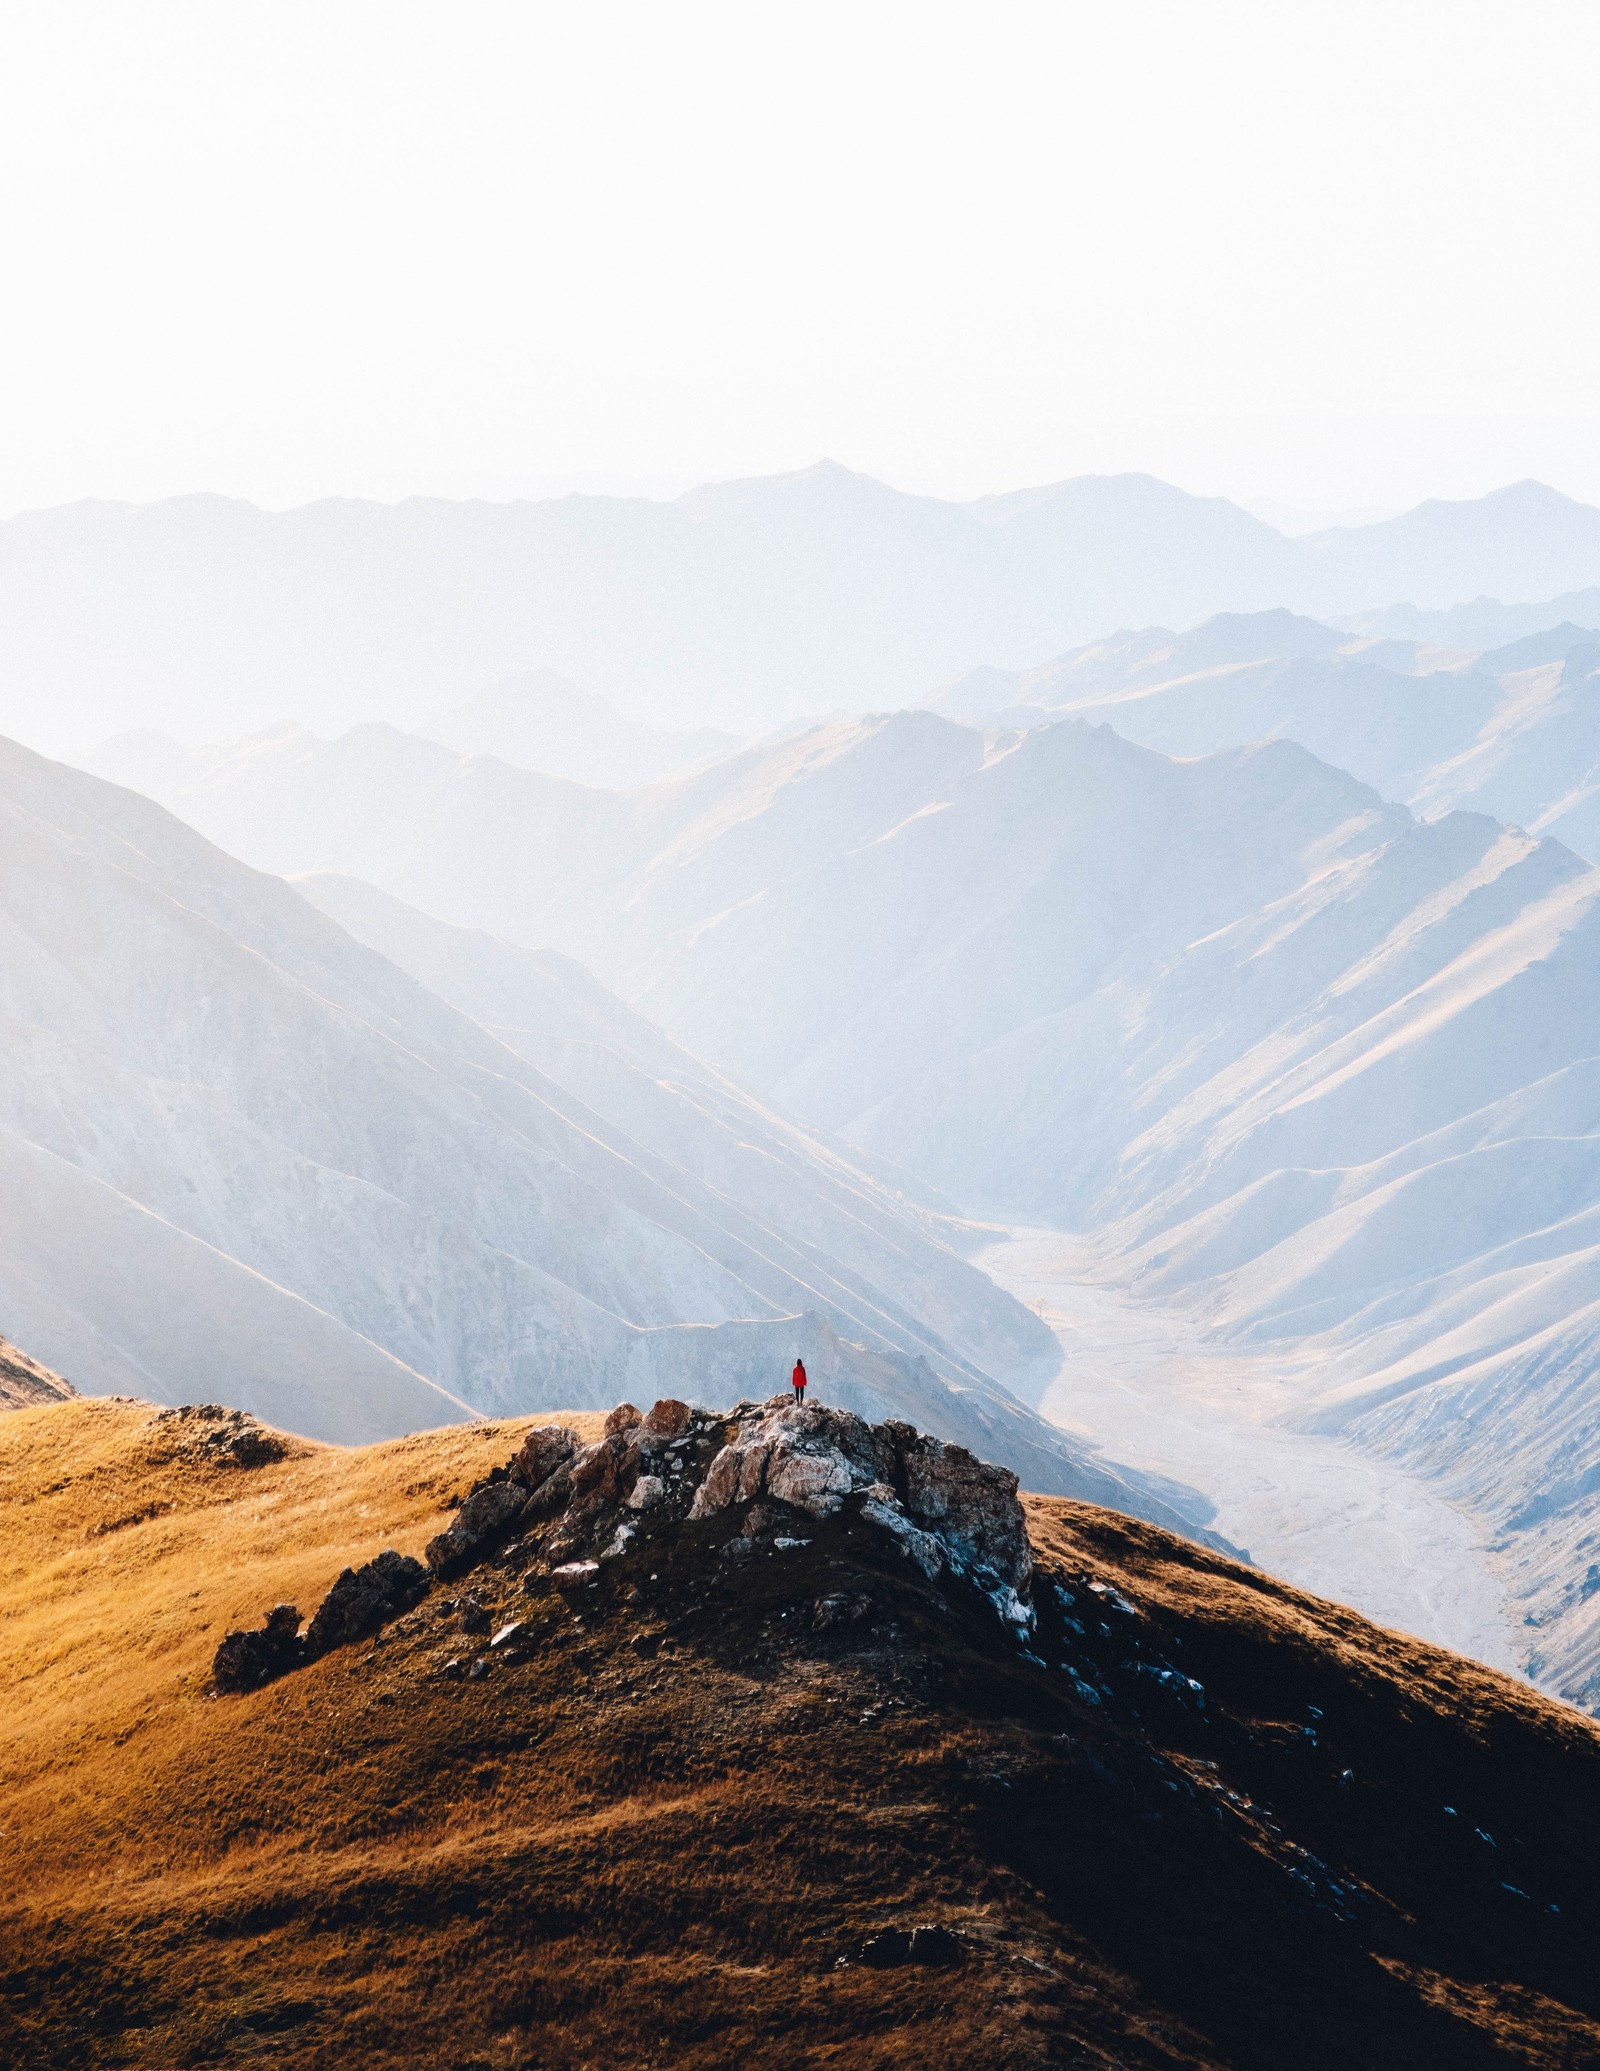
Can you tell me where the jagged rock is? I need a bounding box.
[213,1603,303,1693]
[303,1550,430,1658]
[569,1432,638,1508]
[510,1424,577,1492]
[521,1462,573,1520]
[858,1484,944,1580]
[459,1597,491,1635]
[154,1403,286,1469]
[893,1430,1032,1595]
[686,1398,1030,1611]
[426,1481,527,1577]
[692,1401,877,1521]
[409,1396,1034,1632]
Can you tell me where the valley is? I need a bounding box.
[981,1227,1521,1675]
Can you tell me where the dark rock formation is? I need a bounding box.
[303,1550,430,1658]
[857,1925,965,1969]
[213,1603,304,1692]
[211,1397,1039,1697]
[424,1480,527,1577]
[436,1394,1037,1631]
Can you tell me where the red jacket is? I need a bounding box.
[792,1361,807,1389]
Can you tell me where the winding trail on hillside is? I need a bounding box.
[979,1227,1522,1676]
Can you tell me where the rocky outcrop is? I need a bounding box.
[303,1550,430,1658]
[152,1403,286,1469]
[436,1394,1035,1627]
[424,1479,528,1578]
[213,1603,304,1693]
[212,1396,1038,1695]
[687,1401,1032,1621]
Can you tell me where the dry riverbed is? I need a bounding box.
[980,1227,1521,1677]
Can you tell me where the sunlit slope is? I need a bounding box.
[4,1394,1599,2070]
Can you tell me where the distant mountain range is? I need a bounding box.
[933,609,1600,865]
[418,669,740,787]
[9,466,1600,750]
[85,707,1600,1704]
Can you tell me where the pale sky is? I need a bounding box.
[2,1,1599,517]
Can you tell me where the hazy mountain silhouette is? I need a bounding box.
[10,465,1600,752]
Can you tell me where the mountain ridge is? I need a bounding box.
[5,1390,1598,2069]
[10,466,1600,752]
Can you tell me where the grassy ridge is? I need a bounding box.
[3,1396,1599,2068]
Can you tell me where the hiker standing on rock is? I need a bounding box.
[791,1357,807,1403]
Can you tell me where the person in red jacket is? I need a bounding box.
[791,1357,807,1402]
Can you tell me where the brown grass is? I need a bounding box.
[2,1397,1599,2070]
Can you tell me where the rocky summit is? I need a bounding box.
[215,1395,1037,1693]
[4,1392,1600,2069]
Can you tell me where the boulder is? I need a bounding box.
[640,1397,693,1439]
[213,1603,303,1693]
[857,1924,964,1969]
[304,1549,430,1658]
[510,1424,577,1492]
[425,1480,527,1577]
[604,1402,643,1437]
[569,1432,637,1508]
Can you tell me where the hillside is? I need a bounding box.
[0,1334,73,1410]
[3,1392,1598,2070]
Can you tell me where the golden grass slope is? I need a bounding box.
[4,1395,1600,2070]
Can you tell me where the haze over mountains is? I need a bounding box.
[0,732,1225,1530]
[937,610,1600,864]
[83,706,1600,1704]
[8,465,1600,752]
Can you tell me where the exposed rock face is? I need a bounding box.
[463,1394,1033,1625]
[510,1424,578,1492]
[303,1550,429,1658]
[213,1603,304,1692]
[689,1401,1032,1609]
[424,1480,527,1578]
